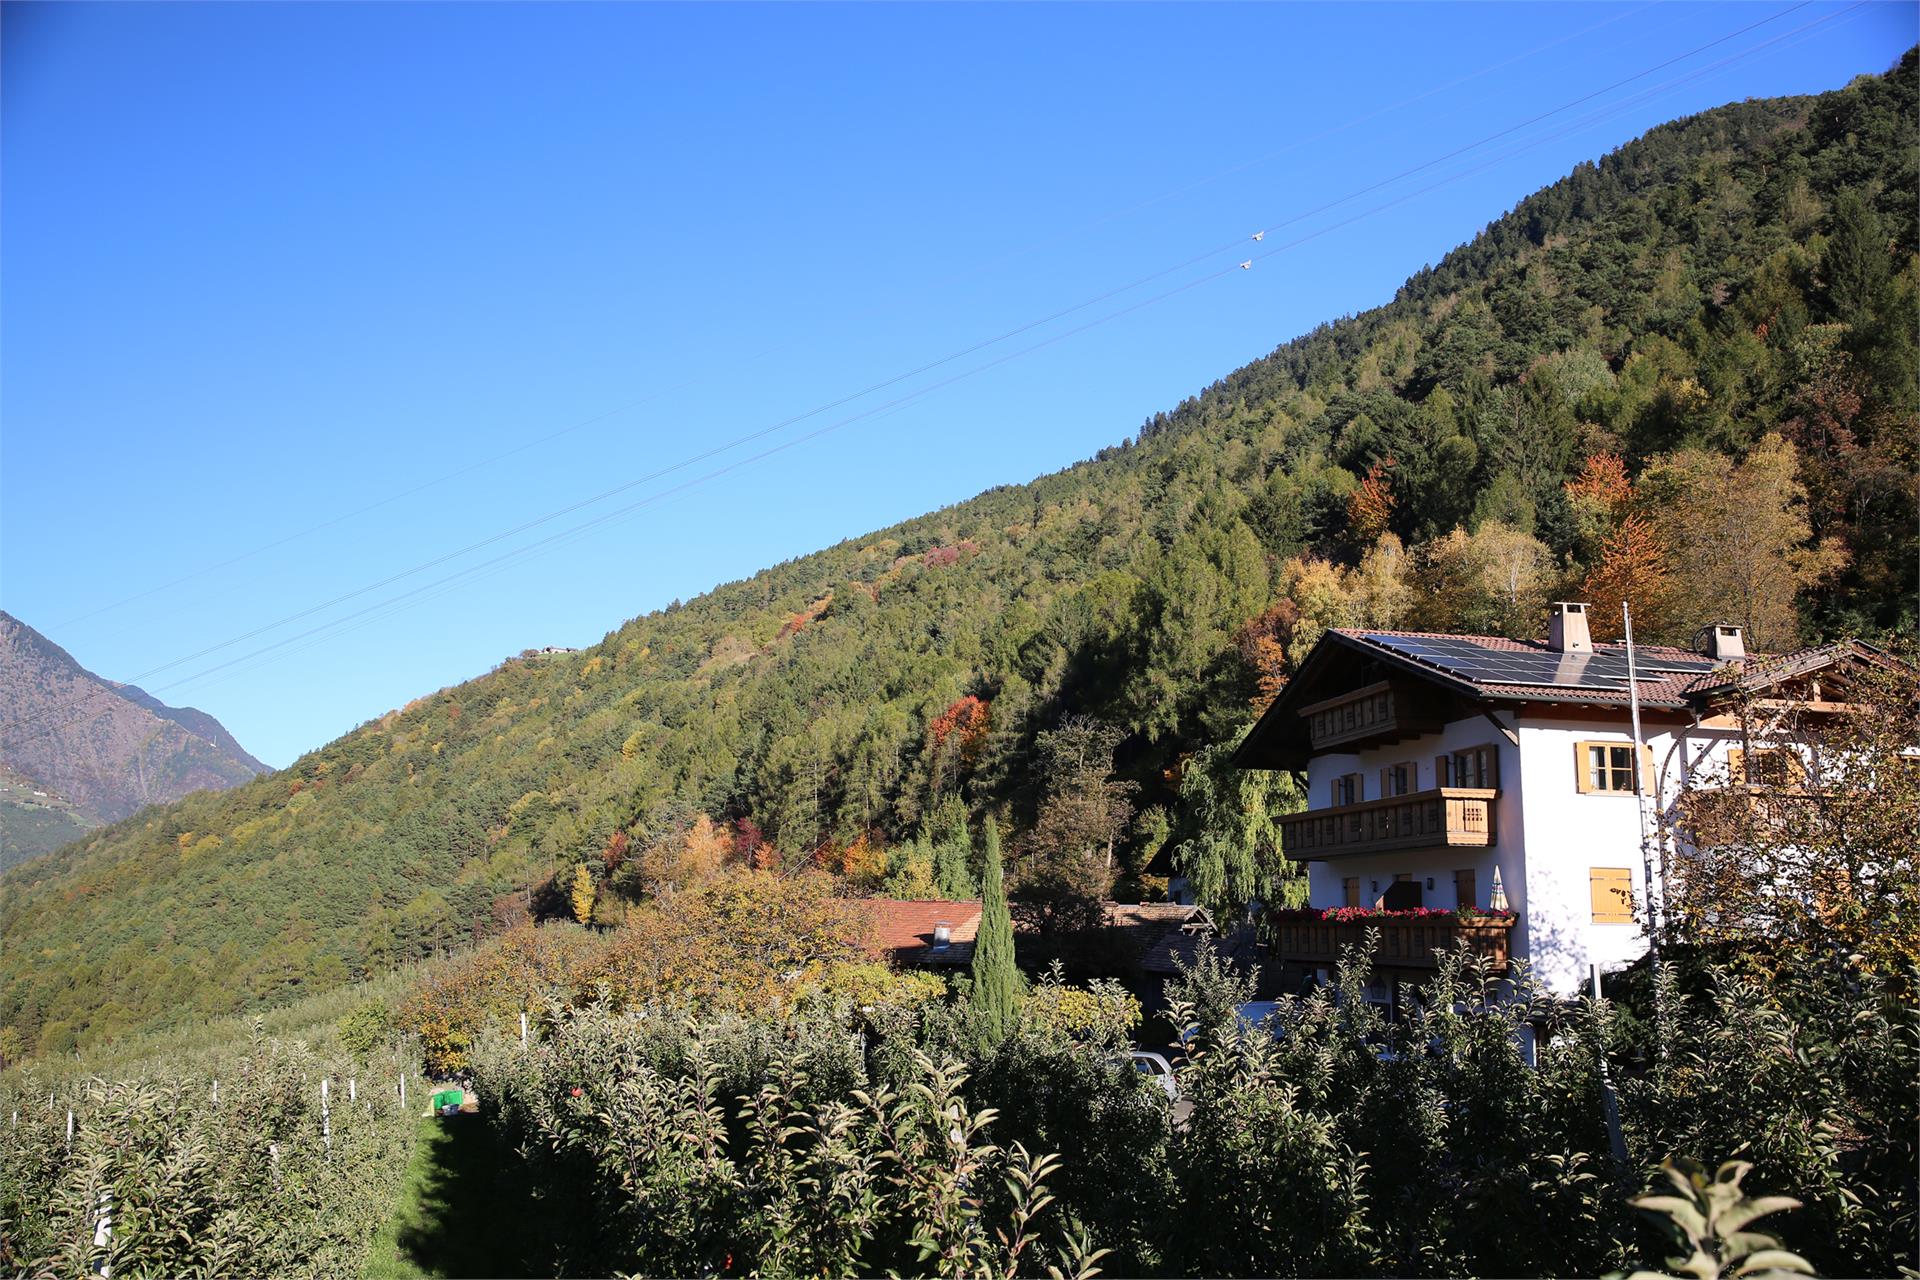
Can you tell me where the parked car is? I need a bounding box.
[1129,1050,1178,1101]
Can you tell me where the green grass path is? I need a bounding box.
[363,1113,541,1279]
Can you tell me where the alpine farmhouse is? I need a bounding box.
[1231,601,1895,998]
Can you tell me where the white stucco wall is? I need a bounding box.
[1300,713,1530,957]
[1510,716,1651,990]
[1297,708,1768,994]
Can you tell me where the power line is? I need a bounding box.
[137,0,1868,708]
[1,3,1854,756]
[55,1,1825,695]
[956,1,1668,276]
[36,0,1676,640]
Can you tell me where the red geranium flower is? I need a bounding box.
[570,1087,583,1098]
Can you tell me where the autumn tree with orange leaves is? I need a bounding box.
[1347,458,1397,543]
[637,812,735,897]
[929,693,991,791]
[1235,600,1298,711]
[1580,513,1673,641]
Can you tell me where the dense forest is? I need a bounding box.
[1,52,1913,1058]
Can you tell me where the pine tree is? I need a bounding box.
[970,817,1021,1048]
[925,794,976,900]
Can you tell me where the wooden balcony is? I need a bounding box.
[1298,682,1440,751]
[1678,787,1829,847]
[1269,914,1516,972]
[1280,787,1497,860]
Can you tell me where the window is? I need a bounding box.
[1575,741,1649,794]
[1342,877,1361,908]
[1381,873,1422,909]
[1439,744,1498,790]
[1730,747,1807,789]
[1331,773,1363,806]
[1453,868,1477,910]
[1590,867,1635,923]
[1380,762,1414,797]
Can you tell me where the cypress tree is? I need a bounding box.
[970,816,1022,1047]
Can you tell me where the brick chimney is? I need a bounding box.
[1548,602,1593,654]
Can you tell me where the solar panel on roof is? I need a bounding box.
[1355,633,1697,690]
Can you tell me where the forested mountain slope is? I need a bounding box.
[0,612,266,836]
[2,54,1913,1055]
[0,763,91,874]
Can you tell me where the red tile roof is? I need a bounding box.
[860,899,981,967]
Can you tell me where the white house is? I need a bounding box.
[1232,602,1890,998]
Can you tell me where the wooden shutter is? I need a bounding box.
[1343,877,1360,908]
[1590,868,1634,923]
[1454,868,1476,910]
[1436,754,1452,787]
[1575,742,1599,794]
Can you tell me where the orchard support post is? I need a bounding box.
[91,1188,112,1278]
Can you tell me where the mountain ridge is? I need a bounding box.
[0,611,269,844]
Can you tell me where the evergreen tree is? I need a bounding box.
[1823,189,1892,329]
[970,817,1021,1047]
[925,794,976,900]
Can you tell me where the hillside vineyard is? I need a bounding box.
[1,53,1914,1056]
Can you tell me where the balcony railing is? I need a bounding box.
[1280,787,1497,859]
[1270,914,1516,972]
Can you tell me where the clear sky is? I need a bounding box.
[2,2,1912,768]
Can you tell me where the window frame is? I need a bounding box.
[1439,743,1500,790]
[1575,740,1652,795]
[1731,746,1808,790]
[1380,761,1415,797]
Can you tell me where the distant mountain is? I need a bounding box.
[0,612,268,844]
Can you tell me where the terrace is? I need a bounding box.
[1268,909,1516,973]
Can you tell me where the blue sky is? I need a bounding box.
[2,2,1912,768]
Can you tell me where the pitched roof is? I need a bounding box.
[1095,902,1220,974]
[1142,920,1261,975]
[1236,629,1902,770]
[859,899,981,967]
